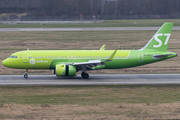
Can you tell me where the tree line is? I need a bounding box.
[0,0,179,16]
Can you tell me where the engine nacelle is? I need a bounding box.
[55,64,76,76]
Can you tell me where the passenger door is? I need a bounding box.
[138,52,143,62]
[23,52,29,63]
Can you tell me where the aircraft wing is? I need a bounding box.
[69,50,117,69]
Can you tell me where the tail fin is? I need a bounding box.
[139,22,173,52]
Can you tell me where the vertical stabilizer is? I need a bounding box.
[139,22,173,52]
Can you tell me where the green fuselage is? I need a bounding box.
[2,50,176,70]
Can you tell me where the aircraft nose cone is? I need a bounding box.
[2,59,8,67]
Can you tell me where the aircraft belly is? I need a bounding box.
[21,63,50,69]
[104,59,139,69]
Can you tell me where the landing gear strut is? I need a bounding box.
[81,72,89,79]
[81,66,89,79]
[24,69,28,78]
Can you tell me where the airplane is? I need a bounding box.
[2,22,177,79]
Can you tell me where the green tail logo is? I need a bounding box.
[140,22,173,52]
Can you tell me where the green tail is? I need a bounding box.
[140,22,173,52]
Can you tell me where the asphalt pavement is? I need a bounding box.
[0,74,179,85]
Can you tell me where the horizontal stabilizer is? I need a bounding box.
[153,54,174,59]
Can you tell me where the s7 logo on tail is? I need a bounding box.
[153,33,171,48]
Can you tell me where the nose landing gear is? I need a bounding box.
[24,69,28,78]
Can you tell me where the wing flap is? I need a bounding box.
[72,60,102,66]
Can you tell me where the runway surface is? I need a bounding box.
[0,74,180,85]
[0,27,180,32]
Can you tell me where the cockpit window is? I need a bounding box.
[9,56,18,59]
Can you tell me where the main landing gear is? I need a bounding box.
[24,69,28,78]
[81,72,89,79]
[81,66,89,79]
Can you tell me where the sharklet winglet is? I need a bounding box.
[100,44,106,50]
[103,50,117,62]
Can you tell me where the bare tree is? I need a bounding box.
[90,0,94,15]
[0,0,180,18]
[114,0,120,18]
[101,0,105,15]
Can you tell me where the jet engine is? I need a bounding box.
[55,64,76,76]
